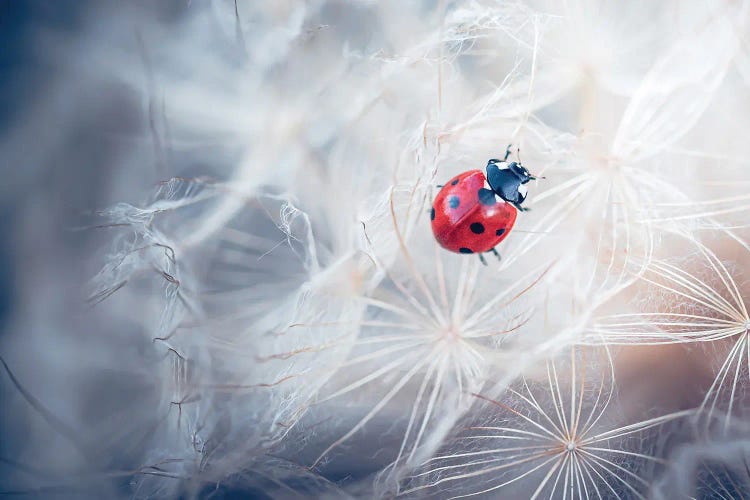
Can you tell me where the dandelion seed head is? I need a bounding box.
[402,347,691,498]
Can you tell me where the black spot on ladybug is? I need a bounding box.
[451,178,459,185]
[470,222,485,234]
[496,228,506,236]
[478,188,496,206]
[430,207,435,220]
[448,196,460,209]
[459,247,473,254]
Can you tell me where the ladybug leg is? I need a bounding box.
[478,253,488,266]
[436,184,444,188]
[503,143,513,161]
[513,202,531,212]
[491,248,501,261]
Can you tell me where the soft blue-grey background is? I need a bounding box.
[0,2,194,497]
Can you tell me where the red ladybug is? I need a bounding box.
[430,147,538,264]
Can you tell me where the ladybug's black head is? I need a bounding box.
[485,159,538,207]
[507,161,535,183]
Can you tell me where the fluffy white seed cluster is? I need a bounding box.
[10,0,750,498]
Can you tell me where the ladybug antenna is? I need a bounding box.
[518,150,544,181]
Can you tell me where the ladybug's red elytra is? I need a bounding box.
[430,146,539,265]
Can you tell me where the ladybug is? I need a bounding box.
[430,146,539,265]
